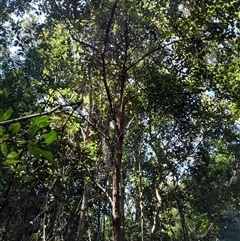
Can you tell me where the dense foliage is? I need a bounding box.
[1,0,240,240]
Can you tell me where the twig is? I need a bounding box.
[198,222,214,238]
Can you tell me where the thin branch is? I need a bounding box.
[76,109,110,142]
[0,105,61,126]
[100,0,117,119]
[58,102,82,150]
[126,32,226,72]
[95,181,113,205]
[198,222,214,239]
[71,34,99,53]
[84,164,113,205]
[101,53,115,119]
[103,0,118,54]
[0,102,82,126]
[126,37,191,72]
[126,44,168,71]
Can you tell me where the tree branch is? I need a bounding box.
[103,0,118,54]
[71,34,99,53]
[95,181,113,205]
[0,102,82,126]
[126,37,191,72]
[84,164,113,205]
[100,0,118,122]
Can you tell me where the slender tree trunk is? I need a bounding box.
[42,212,46,241]
[149,187,161,240]
[99,1,125,238]
[121,171,126,241]
[173,186,189,241]
[136,144,144,241]
[139,162,144,241]
[102,213,106,241]
[96,196,101,241]
[112,145,122,241]
[75,68,93,241]
[111,93,125,241]
[176,198,189,241]
[76,181,90,241]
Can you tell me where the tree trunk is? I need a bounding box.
[173,186,189,241]
[76,181,90,241]
[121,170,126,241]
[176,198,189,241]
[112,142,122,241]
[111,97,124,241]
[135,138,144,241]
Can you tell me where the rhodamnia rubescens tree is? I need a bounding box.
[41,1,240,241]
[1,0,240,240]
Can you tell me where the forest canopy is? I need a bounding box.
[1,0,240,240]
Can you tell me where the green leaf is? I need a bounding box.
[1,134,9,141]
[2,88,8,99]
[5,159,23,165]
[28,126,40,139]
[19,176,37,181]
[0,109,3,121]
[39,149,55,164]
[28,143,56,164]
[15,165,26,172]
[42,130,57,144]
[0,127,5,136]
[1,143,8,157]
[7,151,19,159]
[33,116,50,127]
[8,122,21,134]
[3,108,13,121]
[28,143,41,158]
